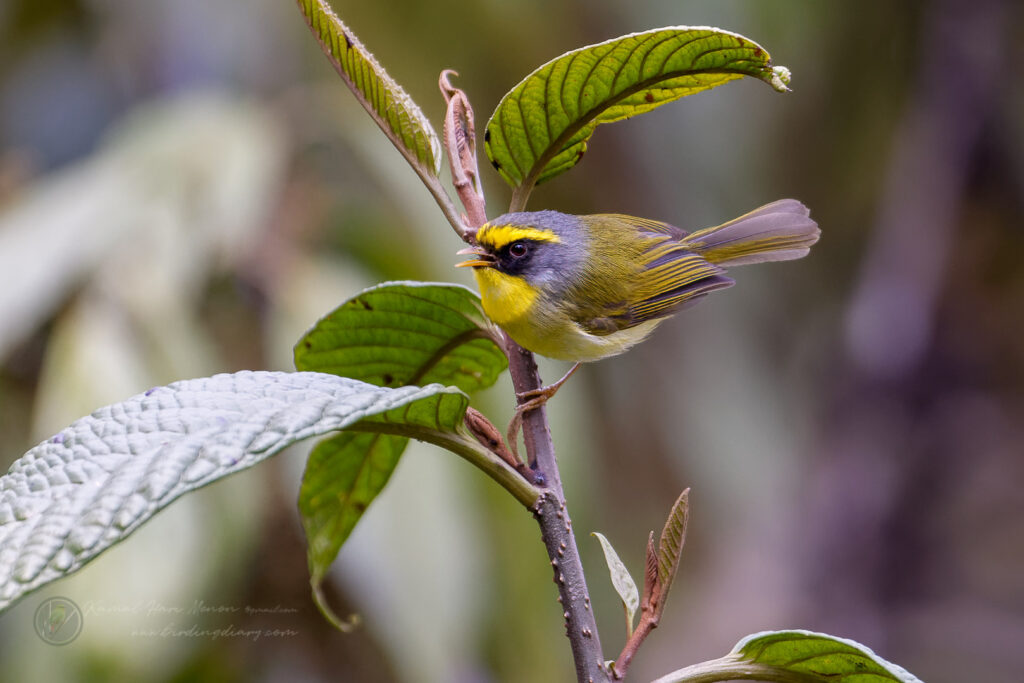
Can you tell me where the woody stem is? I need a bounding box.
[441,73,609,683]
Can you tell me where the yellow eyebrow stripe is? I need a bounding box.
[477,224,560,250]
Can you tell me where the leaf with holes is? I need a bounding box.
[485,26,791,197]
[294,281,506,392]
[294,0,441,177]
[652,629,925,683]
[0,371,497,614]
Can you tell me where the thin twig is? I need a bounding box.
[615,489,690,678]
[612,532,659,678]
[345,422,539,508]
[614,605,658,678]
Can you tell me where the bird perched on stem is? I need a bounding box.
[457,199,819,448]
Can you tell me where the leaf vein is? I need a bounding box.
[651,33,706,78]
[499,96,528,179]
[629,32,673,88]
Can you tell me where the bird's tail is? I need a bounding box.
[681,199,820,267]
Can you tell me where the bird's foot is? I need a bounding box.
[506,363,581,466]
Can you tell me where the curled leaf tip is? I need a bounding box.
[486,26,796,194]
[770,65,792,92]
[439,69,460,98]
[313,582,363,633]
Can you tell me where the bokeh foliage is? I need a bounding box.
[0,1,1021,682]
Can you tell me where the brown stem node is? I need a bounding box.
[464,406,528,476]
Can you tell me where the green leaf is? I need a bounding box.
[295,373,489,628]
[592,532,640,638]
[298,431,405,631]
[733,631,925,682]
[298,372,478,590]
[0,371,487,614]
[294,0,442,177]
[294,281,507,393]
[300,433,406,585]
[293,282,513,627]
[652,630,925,683]
[485,26,791,195]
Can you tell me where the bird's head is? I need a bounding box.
[456,211,587,293]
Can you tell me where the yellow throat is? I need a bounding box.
[470,223,560,328]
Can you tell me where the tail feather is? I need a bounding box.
[682,199,820,267]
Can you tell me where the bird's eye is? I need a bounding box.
[508,241,528,258]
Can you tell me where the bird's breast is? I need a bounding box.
[472,265,664,361]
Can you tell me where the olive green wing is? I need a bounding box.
[575,215,734,335]
[626,234,734,322]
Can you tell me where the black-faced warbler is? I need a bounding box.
[457,199,819,363]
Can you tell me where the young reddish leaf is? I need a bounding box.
[653,488,690,613]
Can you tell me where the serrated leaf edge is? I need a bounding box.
[485,25,787,203]
[295,0,441,175]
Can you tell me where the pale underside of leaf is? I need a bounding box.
[295,0,441,176]
[485,26,791,194]
[592,531,640,635]
[0,371,471,613]
[651,629,925,683]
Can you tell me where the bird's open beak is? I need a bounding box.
[455,245,494,268]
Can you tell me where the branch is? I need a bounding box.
[506,338,611,683]
[441,72,609,683]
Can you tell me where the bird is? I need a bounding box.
[456,199,819,444]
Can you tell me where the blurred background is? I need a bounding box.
[0,0,1021,681]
